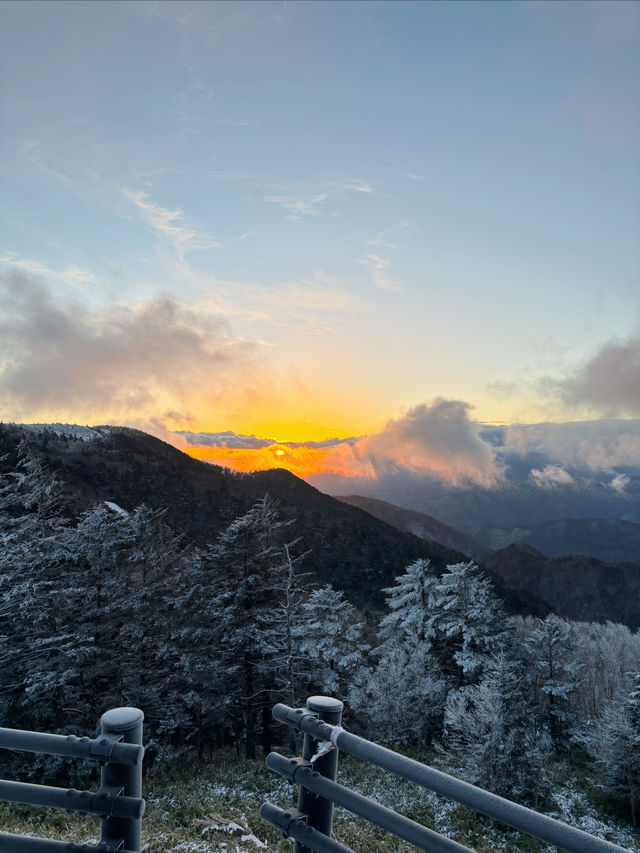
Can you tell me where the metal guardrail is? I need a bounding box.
[262,696,632,853]
[0,707,144,853]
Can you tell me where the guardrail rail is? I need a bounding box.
[262,695,632,853]
[0,707,145,853]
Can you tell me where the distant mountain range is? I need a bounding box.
[484,545,640,631]
[0,423,532,616]
[467,517,640,564]
[3,423,639,627]
[335,495,487,560]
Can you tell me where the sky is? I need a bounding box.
[1,0,639,483]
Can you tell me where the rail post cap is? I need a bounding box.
[100,707,144,731]
[306,696,344,713]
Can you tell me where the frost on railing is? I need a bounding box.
[0,707,145,853]
[262,695,632,853]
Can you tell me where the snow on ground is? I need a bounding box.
[19,423,109,441]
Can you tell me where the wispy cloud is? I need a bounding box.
[121,188,222,257]
[209,171,374,220]
[367,220,414,248]
[263,178,374,220]
[263,190,330,219]
[358,253,401,292]
[0,253,96,289]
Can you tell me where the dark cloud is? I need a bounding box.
[551,333,640,417]
[175,430,360,450]
[0,271,256,420]
[177,431,274,449]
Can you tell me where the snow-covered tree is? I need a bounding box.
[207,496,290,757]
[350,640,446,745]
[591,673,640,826]
[427,562,507,687]
[378,559,437,649]
[444,652,552,804]
[571,620,640,724]
[521,614,582,747]
[295,583,369,699]
[366,560,446,743]
[0,447,72,729]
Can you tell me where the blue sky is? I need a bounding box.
[1,0,639,460]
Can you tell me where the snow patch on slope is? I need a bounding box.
[20,423,110,441]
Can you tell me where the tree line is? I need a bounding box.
[0,443,638,825]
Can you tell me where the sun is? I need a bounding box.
[275,449,285,457]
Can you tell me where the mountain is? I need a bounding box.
[335,494,487,560]
[0,423,539,615]
[468,517,640,564]
[484,544,640,630]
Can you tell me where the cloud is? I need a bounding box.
[122,188,222,256]
[352,399,502,486]
[0,253,96,289]
[609,473,630,495]
[263,190,329,219]
[178,431,274,450]
[142,0,290,46]
[178,400,503,486]
[501,420,640,472]
[0,271,258,422]
[175,429,359,450]
[552,333,640,417]
[530,465,575,488]
[358,253,401,292]
[367,221,414,249]
[263,178,374,220]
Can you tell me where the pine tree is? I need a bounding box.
[368,559,446,743]
[295,583,369,699]
[522,614,582,748]
[0,446,72,729]
[444,651,552,804]
[428,561,507,687]
[350,640,446,745]
[591,673,640,826]
[208,496,289,757]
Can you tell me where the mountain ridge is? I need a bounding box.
[0,423,542,616]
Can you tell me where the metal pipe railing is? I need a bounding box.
[272,701,631,853]
[260,803,354,853]
[99,708,144,851]
[294,696,343,853]
[0,831,137,852]
[268,753,475,853]
[0,707,144,853]
[0,727,143,767]
[0,779,144,820]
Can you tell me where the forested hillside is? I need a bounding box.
[0,424,639,847]
[0,423,544,614]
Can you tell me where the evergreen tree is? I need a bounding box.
[295,583,369,699]
[350,640,445,745]
[591,673,640,826]
[208,496,288,757]
[428,561,507,687]
[370,559,446,743]
[522,614,582,748]
[444,652,552,804]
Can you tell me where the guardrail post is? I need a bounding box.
[294,695,343,853]
[99,707,144,852]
